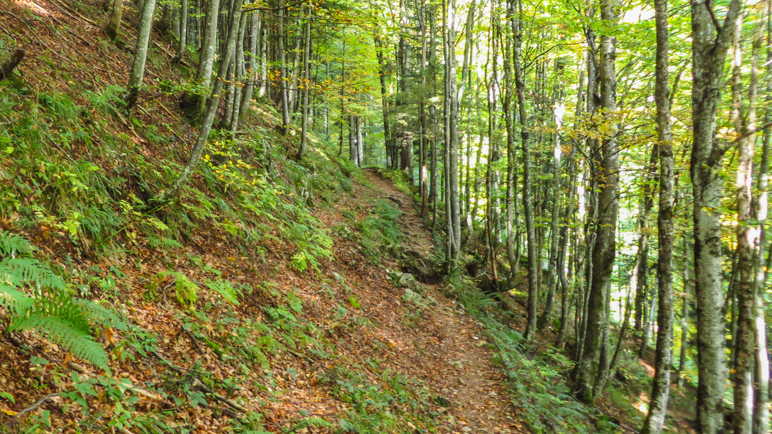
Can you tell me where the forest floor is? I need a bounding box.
[0,0,699,430]
[349,169,527,433]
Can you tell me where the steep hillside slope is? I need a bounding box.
[0,0,702,432]
[0,0,532,432]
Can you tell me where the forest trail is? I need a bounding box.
[346,169,526,433]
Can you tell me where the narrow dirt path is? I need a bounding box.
[361,169,525,433]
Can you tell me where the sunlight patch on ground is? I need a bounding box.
[635,391,650,414]
[14,0,52,16]
[639,358,655,376]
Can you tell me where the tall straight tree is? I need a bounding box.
[753,3,772,432]
[641,0,673,428]
[105,0,124,40]
[124,0,157,110]
[443,0,460,265]
[689,0,740,430]
[297,2,313,159]
[512,0,538,342]
[172,0,188,63]
[278,0,291,135]
[181,0,220,118]
[154,0,243,204]
[237,11,260,125]
[503,0,518,281]
[418,0,430,218]
[574,0,619,403]
[731,8,763,433]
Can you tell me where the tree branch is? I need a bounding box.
[13,393,58,419]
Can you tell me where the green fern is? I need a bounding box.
[0,232,124,372]
[11,315,108,370]
[0,231,31,256]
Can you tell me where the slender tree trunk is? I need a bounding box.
[512,0,537,341]
[641,0,674,429]
[105,0,124,40]
[297,3,312,159]
[753,4,772,432]
[181,0,220,119]
[349,114,358,164]
[357,116,364,166]
[634,149,656,338]
[196,0,220,87]
[469,81,484,237]
[443,0,460,266]
[278,0,290,135]
[557,58,584,348]
[503,0,517,282]
[538,64,564,330]
[374,32,393,169]
[678,252,691,388]
[238,11,260,124]
[153,0,243,205]
[690,0,740,430]
[418,0,429,217]
[173,0,188,63]
[124,0,157,110]
[731,9,760,434]
[574,0,619,403]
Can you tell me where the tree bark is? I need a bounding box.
[641,0,673,428]
[124,0,157,111]
[731,9,761,434]
[153,0,243,205]
[537,62,565,330]
[105,0,124,40]
[689,0,741,430]
[297,3,312,159]
[574,0,619,403]
[172,0,188,63]
[512,0,537,342]
[753,3,772,433]
[443,0,460,266]
[238,11,260,125]
[277,0,291,135]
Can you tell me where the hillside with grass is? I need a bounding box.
[0,0,709,433]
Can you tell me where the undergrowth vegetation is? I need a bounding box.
[0,52,450,431]
[444,277,621,433]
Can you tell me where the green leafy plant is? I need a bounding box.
[149,270,199,309]
[0,231,125,372]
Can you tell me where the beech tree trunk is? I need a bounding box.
[512,0,538,342]
[237,11,260,125]
[641,0,673,429]
[689,0,740,430]
[153,0,243,205]
[731,9,762,433]
[196,0,220,88]
[443,0,460,266]
[172,0,188,63]
[297,4,312,159]
[753,4,772,432]
[124,0,157,111]
[105,0,124,40]
[574,0,619,403]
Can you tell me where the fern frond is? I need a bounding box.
[0,231,31,256]
[11,314,109,372]
[28,289,92,333]
[0,258,66,290]
[74,299,127,331]
[0,283,33,314]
